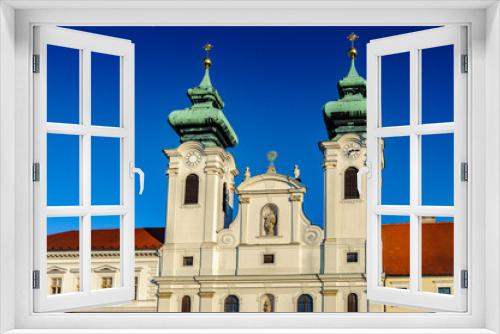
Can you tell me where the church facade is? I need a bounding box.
[154,41,378,313]
[45,39,454,313]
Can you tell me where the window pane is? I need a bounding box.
[420,216,454,294]
[421,45,454,124]
[91,52,121,127]
[91,216,121,290]
[47,134,80,206]
[47,217,80,295]
[380,216,410,290]
[421,134,454,206]
[381,52,410,127]
[47,45,80,124]
[381,137,410,205]
[91,136,121,205]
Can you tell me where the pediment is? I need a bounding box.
[238,173,305,193]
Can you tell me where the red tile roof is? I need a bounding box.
[381,222,453,276]
[47,228,164,251]
[48,223,454,277]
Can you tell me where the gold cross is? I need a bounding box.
[347,32,359,48]
[203,42,214,57]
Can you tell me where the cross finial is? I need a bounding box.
[347,32,359,59]
[203,42,214,69]
[203,42,213,56]
[347,32,359,47]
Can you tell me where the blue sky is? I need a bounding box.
[46,26,454,234]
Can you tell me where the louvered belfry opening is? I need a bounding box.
[184,174,199,204]
[344,167,359,199]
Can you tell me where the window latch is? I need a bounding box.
[357,162,371,195]
[129,162,145,195]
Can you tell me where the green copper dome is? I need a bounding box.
[323,55,367,141]
[168,59,238,149]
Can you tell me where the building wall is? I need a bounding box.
[46,250,160,312]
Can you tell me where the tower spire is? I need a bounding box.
[199,42,214,88]
[322,32,366,141]
[167,43,238,149]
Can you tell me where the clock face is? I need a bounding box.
[184,150,202,167]
[342,142,361,160]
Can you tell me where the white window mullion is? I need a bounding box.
[120,44,135,294]
[81,48,92,294]
[409,49,421,293]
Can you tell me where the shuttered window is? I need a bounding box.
[184,174,199,204]
[344,167,360,199]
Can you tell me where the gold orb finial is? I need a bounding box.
[203,42,214,69]
[347,32,359,59]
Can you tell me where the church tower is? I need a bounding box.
[162,43,239,278]
[320,33,367,275]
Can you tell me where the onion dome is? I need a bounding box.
[323,33,366,141]
[168,43,238,148]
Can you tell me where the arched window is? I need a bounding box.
[261,204,278,236]
[347,293,358,312]
[344,167,359,199]
[184,174,199,204]
[181,295,191,312]
[222,183,228,213]
[261,294,275,312]
[297,294,313,312]
[224,295,239,312]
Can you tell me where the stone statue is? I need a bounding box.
[263,210,277,236]
[294,164,300,179]
[244,166,251,180]
[263,299,272,312]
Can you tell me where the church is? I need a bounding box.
[154,39,369,313]
[45,37,454,313]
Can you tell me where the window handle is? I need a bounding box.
[357,163,371,195]
[130,162,145,195]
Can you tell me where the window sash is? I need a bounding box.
[32,26,136,312]
[366,26,468,312]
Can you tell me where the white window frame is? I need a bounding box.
[366,26,468,312]
[32,25,136,312]
[0,2,498,334]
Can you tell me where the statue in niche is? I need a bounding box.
[263,299,272,312]
[263,208,277,236]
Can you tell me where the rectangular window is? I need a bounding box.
[263,254,275,264]
[366,26,467,312]
[50,277,62,295]
[183,256,194,266]
[101,277,113,289]
[347,252,358,263]
[438,287,451,295]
